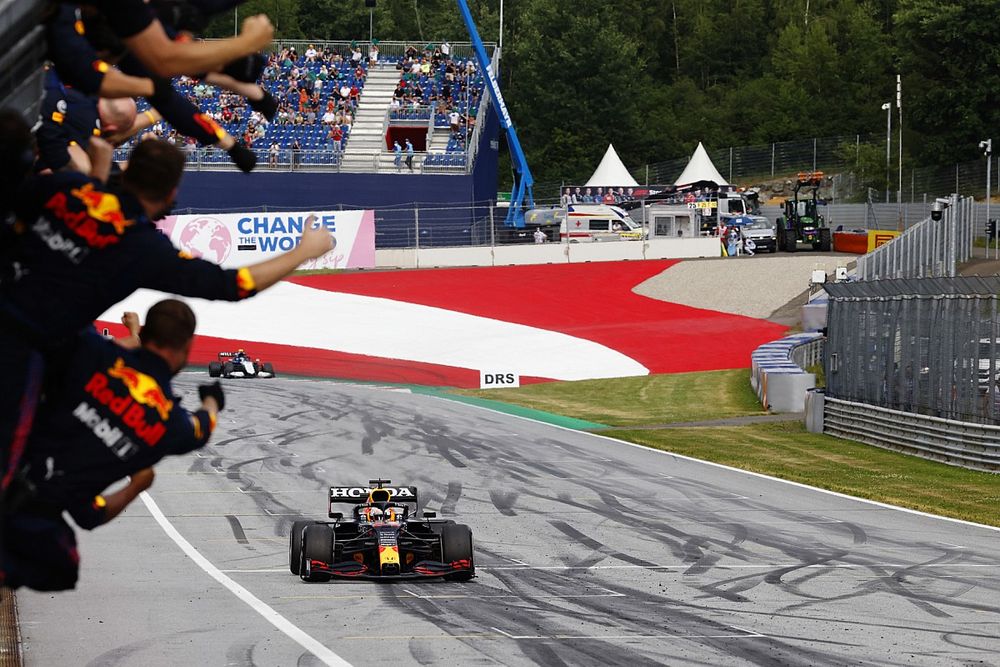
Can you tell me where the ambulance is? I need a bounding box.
[524,204,644,242]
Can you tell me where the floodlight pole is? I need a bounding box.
[882,102,891,203]
[897,74,902,225]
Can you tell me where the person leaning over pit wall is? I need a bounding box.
[2,299,226,591]
[59,0,274,79]
[0,131,335,529]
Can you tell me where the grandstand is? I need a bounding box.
[159,40,502,249]
[122,40,489,175]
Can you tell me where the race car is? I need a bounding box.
[288,479,475,582]
[207,349,275,378]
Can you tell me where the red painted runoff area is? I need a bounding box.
[290,261,787,375]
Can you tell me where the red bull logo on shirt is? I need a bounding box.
[70,183,133,235]
[82,359,172,446]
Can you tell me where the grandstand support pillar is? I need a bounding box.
[414,207,420,268]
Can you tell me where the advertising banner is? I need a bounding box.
[156,209,376,270]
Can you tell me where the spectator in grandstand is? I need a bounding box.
[394,140,403,172]
[573,187,582,203]
[351,45,363,67]
[405,138,415,172]
[328,124,343,154]
[291,138,301,169]
[582,187,594,203]
[603,190,616,205]
[561,189,572,206]
[305,44,319,62]
[441,41,452,61]
[369,44,379,68]
[406,44,419,60]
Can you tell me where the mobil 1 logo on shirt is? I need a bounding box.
[480,370,520,389]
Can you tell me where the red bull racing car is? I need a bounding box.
[288,480,475,582]
[207,349,275,379]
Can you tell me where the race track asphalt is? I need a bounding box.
[17,376,1000,666]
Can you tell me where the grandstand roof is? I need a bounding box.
[585,144,638,187]
[673,142,728,187]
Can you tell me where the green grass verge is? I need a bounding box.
[452,369,1000,527]
[611,421,1000,527]
[452,369,765,427]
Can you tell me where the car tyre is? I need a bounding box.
[208,361,222,378]
[301,524,334,582]
[440,523,475,581]
[222,361,234,378]
[262,362,275,377]
[288,520,318,574]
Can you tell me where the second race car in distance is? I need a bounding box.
[289,479,475,582]
[208,349,275,379]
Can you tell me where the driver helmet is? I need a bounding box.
[363,506,383,522]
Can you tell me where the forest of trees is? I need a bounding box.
[206,1,999,187]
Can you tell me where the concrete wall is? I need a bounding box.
[374,236,719,269]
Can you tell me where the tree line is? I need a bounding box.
[206,1,1000,189]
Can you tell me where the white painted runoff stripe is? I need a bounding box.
[140,492,351,667]
[102,284,648,381]
[442,398,1000,535]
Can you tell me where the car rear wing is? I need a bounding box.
[218,352,234,358]
[328,484,418,516]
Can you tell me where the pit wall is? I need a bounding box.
[374,236,720,269]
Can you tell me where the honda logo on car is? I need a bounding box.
[329,486,416,499]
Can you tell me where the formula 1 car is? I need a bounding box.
[288,479,475,582]
[207,350,275,378]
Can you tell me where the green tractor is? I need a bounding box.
[776,171,831,252]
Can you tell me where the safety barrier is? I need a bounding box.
[750,333,822,413]
[374,236,720,269]
[856,194,974,280]
[823,397,1000,473]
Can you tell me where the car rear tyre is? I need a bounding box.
[288,520,318,574]
[262,362,275,377]
[301,524,334,582]
[208,361,222,378]
[440,523,475,581]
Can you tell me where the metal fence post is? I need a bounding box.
[414,206,420,269]
[489,206,495,248]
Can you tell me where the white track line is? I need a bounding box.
[444,400,1000,534]
[140,492,351,667]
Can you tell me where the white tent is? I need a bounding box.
[584,144,639,187]
[673,142,728,188]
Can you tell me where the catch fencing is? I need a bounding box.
[856,194,975,280]
[825,277,1000,425]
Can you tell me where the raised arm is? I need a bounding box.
[244,216,336,291]
[124,15,274,79]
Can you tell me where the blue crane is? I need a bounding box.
[454,0,534,228]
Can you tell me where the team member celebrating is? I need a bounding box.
[2,300,225,591]
[0,138,335,503]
